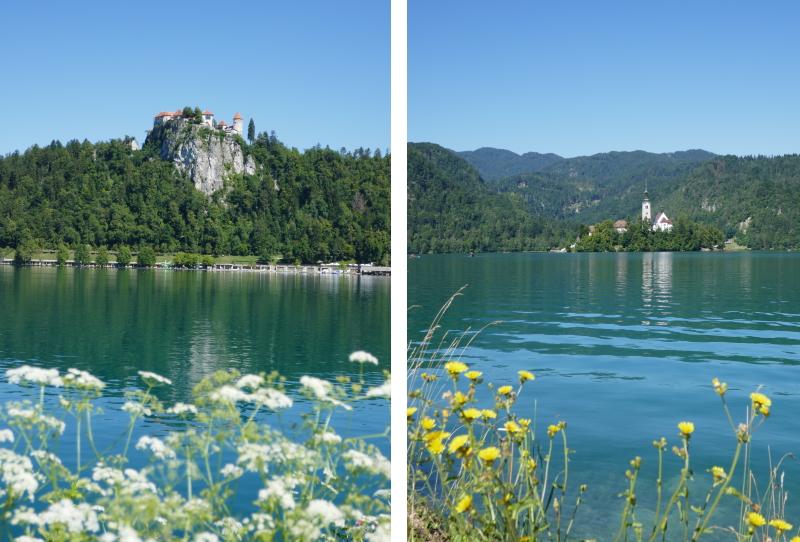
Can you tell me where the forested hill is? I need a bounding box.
[407,143,575,253]
[0,131,390,264]
[455,147,563,181]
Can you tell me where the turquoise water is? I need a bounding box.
[408,252,800,539]
[0,267,391,457]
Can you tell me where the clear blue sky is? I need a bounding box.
[409,0,800,158]
[0,0,388,156]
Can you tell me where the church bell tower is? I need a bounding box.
[642,185,651,222]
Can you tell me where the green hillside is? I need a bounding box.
[407,143,575,253]
[454,147,563,181]
[0,132,390,264]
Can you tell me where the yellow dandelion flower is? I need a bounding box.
[504,421,521,435]
[424,431,450,442]
[444,361,468,376]
[789,537,800,542]
[761,406,770,418]
[478,447,501,463]
[455,495,472,513]
[678,421,694,437]
[462,408,482,420]
[448,434,470,454]
[519,418,531,428]
[518,370,535,382]
[427,439,445,455]
[420,417,436,431]
[498,385,513,395]
[711,466,726,479]
[482,409,497,419]
[407,407,417,418]
[751,392,772,415]
[527,459,537,470]
[769,519,792,532]
[547,425,561,438]
[712,378,727,396]
[465,371,483,380]
[748,512,766,527]
[453,391,468,405]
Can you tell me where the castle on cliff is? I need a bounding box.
[153,109,243,137]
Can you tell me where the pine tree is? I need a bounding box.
[248,119,255,144]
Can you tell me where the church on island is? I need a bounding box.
[641,187,673,232]
[152,109,243,137]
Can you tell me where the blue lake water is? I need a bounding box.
[408,251,800,539]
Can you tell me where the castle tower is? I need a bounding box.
[233,112,243,137]
[642,185,651,222]
[202,110,215,127]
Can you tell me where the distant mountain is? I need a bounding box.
[407,143,574,253]
[455,147,563,181]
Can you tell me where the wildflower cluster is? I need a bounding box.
[0,356,391,541]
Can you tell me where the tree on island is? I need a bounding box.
[248,119,255,144]
[56,245,69,266]
[117,246,132,267]
[138,246,156,267]
[95,246,109,267]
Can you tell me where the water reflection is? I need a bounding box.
[641,253,672,323]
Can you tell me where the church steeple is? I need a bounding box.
[642,183,651,222]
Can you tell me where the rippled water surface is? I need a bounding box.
[0,267,390,460]
[409,252,800,539]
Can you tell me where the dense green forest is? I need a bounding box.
[0,130,390,264]
[407,143,576,253]
[455,147,563,181]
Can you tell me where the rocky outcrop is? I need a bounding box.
[145,120,256,196]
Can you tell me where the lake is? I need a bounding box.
[408,251,800,539]
[0,266,391,460]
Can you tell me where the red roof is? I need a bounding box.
[217,120,227,126]
[233,112,242,120]
[203,110,213,115]
[154,111,171,118]
[614,220,627,228]
[175,109,183,115]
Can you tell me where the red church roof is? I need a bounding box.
[217,121,227,126]
[203,110,213,115]
[233,112,242,120]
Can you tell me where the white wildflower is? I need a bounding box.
[194,534,219,542]
[15,536,44,542]
[314,432,342,444]
[138,371,172,385]
[366,379,391,398]
[236,374,264,389]
[30,450,62,464]
[155,517,167,525]
[366,522,391,542]
[257,477,297,510]
[136,436,176,459]
[64,368,105,390]
[300,376,332,399]
[343,450,391,478]
[0,429,14,442]
[92,466,125,485]
[99,534,117,542]
[237,441,316,472]
[250,388,292,410]
[374,488,390,500]
[306,499,344,524]
[91,505,105,512]
[118,526,144,542]
[209,385,250,404]
[220,463,243,479]
[7,408,34,419]
[6,365,63,387]
[288,518,319,540]
[166,402,198,415]
[247,513,275,533]
[349,351,379,365]
[121,468,157,494]
[122,402,151,416]
[0,449,40,500]
[11,506,43,526]
[214,517,243,538]
[38,499,99,533]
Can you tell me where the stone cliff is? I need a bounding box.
[145,120,256,196]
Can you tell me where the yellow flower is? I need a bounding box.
[527,459,537,470]
[424,430,450,442]
[748,512,766,527]
[518,418,531,428]
[789,537,800,542]
[678,421,694,437]
[462,408,482,420]
[420,417,436,431]
[518,371,535,382]
[427,439,445,455]
[482,409,497,419]
[751,392,772,415]
[444,361,468,376]
[478,447,501,463]
[465,371,483,380]
[504,421,521,435]
[547,425,560,438]
[769,519,792,533]
[712,378,727,396]
[448,434,470,453]
[711,466,726,479]
[407,407,417,418]
[455,495,472,513]
[498,385,513,395]
[453,391,468,405]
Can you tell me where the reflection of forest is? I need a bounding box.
[0,268,390,405]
